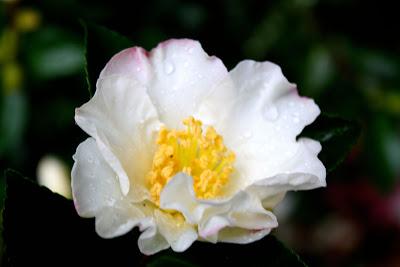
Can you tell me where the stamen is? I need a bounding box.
[147,116,235,204]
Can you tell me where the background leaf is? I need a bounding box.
[300,114,361,173]
[2,169,142,266]
[364,115,400,192]
[82,21,133,97]
[147,236,307,267]
[0,91,27,163]
[25,26,84,80]
[3,170,307,266]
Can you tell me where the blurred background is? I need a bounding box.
[0,0,399,266]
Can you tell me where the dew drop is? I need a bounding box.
[263,105,279,121]
[88,184,95,191]
[292,112,300,123]
[239,131,253,141]
[243,131,253,139]
[164,62,174,74]
[105,197,115,206]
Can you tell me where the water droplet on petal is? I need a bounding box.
[263,105,279,121]
[88,184,95,191]
[292,112,300,123]
[164,62,174,74]
[243,131,253,139]
[105,196,115,205]
[239,131,252,141]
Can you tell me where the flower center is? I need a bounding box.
[147,116,236,204]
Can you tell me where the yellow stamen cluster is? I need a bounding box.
[147,116,235,204]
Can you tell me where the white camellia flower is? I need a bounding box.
[72,39,326,255]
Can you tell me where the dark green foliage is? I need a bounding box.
[3,170,307,266]
[82,21,133,97]
[301,114,361,173]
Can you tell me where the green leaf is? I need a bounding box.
[2,169,142,266]
[365,115,400,192]
[301,114,361,172]
[147,235,307,267]
[301,46,335,99]
[0,91,27,162]
[147,254,200,267]
[25,26,84,80]
[3,170,307,266]
[81,21,133,97]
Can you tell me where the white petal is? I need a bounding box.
[260,192,286,210]
[193,76,235,129]
[217,227,272,244]
[75,76,161,198]
[95,202,145,238]
[160,172,207,224]
[197,216,230,243]
[99,39,229,129]
[147,39,228,128]
[160,173,278,242]
[136,207,198,255]
[217,60,325,188]
[245,137,326,208]
[71,138,122,217]
[138,218,170,255]
[198,192,277,239]
[154,210,198,252]
[72,138,153,238]
[99,47,152,85]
